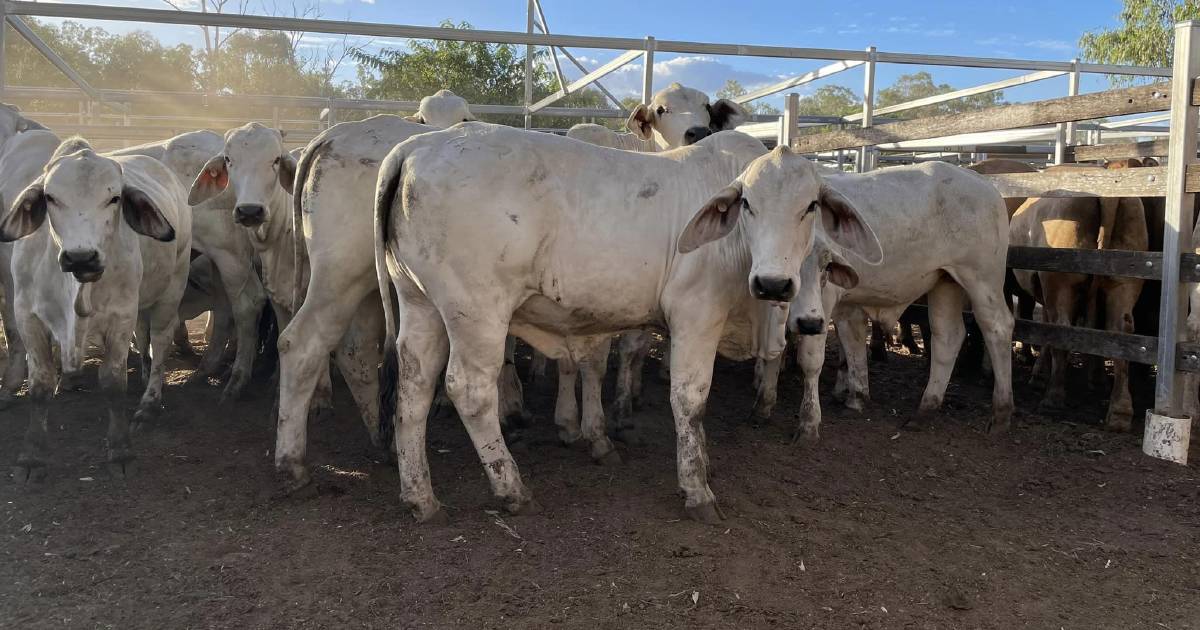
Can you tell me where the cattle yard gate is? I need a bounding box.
[1,3,1199,455]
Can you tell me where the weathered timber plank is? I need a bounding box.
[986,166,1166,198]
[792,82,1170,153]
[1007,246,1163,279]
[1073,139,1169,162]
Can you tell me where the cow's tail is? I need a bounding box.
[1097,197,1119,251]
[374,146,407,450]
[290,137,324,314]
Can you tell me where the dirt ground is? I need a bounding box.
[1,322,1199,630]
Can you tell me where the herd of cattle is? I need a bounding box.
[0,83,1173,523]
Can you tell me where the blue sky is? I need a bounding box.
[27,1,1146,107]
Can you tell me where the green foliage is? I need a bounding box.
[1079,0,1200,84]
[795,85,861,116]
[715,79,780,115]
[875,71,1004,118]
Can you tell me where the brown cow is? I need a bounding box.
[1009,161,1149,431]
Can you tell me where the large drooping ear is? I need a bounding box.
[16,116,47,132]
[0,181,47,242]
[706,99,750,131]
[122,185,176,242]
[626,103,654,140]
[189,155,228,206]
[1143,157,1161,167]
[817,183,882,265]
[825,248,860,289]
[277,151,298,195]
[403,114,425,124]
[678,182,743,254]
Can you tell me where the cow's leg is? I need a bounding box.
[665,322,723,524]
[331,295,384,449]
[553,355,581,444]
[795,328,828,444]
[658,345,671,382]
[498,336,528,426]
[614,331,648,425]
[835,307,870,412]
[916,281,968,421]
[831,333,849,402]
[1041,275,1080,412]
[13,317,53,483]
[274,276,373,490]
[752,356,783,421]
[98,322,135,478]
[954,270,1016,434]
[208,252,266,402]
[579,337,617,463]
[0,289,28,408]
[869,320,889,362]
[443,317,537,516]
[134,307,179,426]
[528,349,547,384]
[1103,282,1140,432]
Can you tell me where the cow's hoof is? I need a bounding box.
[557,428,584,447]
[219,372,248,404]
[986,418,1012,436]
[750,407,773,426]
[59,370,87,392]
[685,500,725,525]
[12,463,46,485]
[0,392,15,410]
[276,466,314,498]
[610,427,644,447]
[504,497,542,517]
[107,458,137,479]
[594,449,622,466]
[416,507,450,526]
[790,426,820,446]
[845,395,866,413]
[133,405,161,430]
[1105,413,1133,433]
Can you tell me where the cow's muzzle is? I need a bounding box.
[59,248,104,282]
[792,316,825,336]
[751,275,795,302]
[234,204,266,227]
[683,126,712,145]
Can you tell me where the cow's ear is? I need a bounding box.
[825,248,860,289]
[15,116,47,132]
[707,99,750,131]
[189,154,228,206]
[817,183,882,265]
[1143,157,1160,167]
[122,185,176,242]
[403,114,425,124]
[0,181,47,242]
[626,103,654,140]
[679,182,743,253]
[277,152,297,195]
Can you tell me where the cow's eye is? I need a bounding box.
[806,200,818,214]
[272,156,280,166]
[462,118,471,122]
[45,194,56,206]
[742,198,755,216]
[224,156,232,165]
[109,196,120,206]
[655,106,666,116]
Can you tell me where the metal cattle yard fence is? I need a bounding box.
[1,2,1198,457]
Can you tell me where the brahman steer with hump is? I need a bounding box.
[113,131,269,403]
[372,125,881,523]
[626,82,751,149]
[1009,164,1148,431]
[404,89,474,128]
[755,162,1014,442]
[1,137,192,480]
[0,104,50,407]
[273,102,516,489]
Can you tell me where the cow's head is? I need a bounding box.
[0,138,175,282]
[404,89,475,128]
[0,103,47,148]
[678,145,881,304]
[787,242,860,336]
[189,122,295,228]
[627,83,750,149]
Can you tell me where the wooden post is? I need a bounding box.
[1154,21,1200,416]
[857,46,876,173]
[642,36,656,105]
[524,0,535,130]
[1055,59,1080,164]
[779,92,798,148]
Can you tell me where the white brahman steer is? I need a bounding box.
[566,123,657,152]
[0,104,50,406]
[1,137,191,480]
[626,82,751,149]
[372,125,881,523]
[755,162,1014,443]
[404,89,475,128]
[273,109,519,488]
[113,131,269,402]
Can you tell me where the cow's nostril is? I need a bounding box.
[683,126,712,145]
[752,276,795,301]
[793,317,825,336]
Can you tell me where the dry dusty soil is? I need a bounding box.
[1,324,1199,629]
